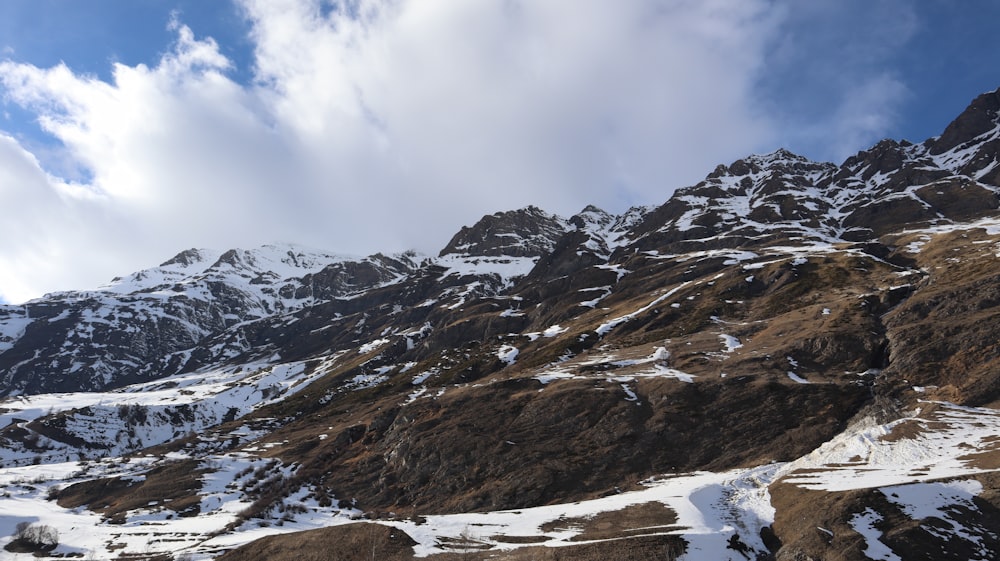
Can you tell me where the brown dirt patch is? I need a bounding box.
[958,447,1000,470]
[879,418,926,442]
[217,523,416,561]
[537,501,678,542]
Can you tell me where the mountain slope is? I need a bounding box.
[1,88,1000,561]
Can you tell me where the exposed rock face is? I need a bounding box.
[438,205,570,258]
[929,89,1000,156]
[2,88,1000,561]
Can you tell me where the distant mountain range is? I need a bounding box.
[1,88,1000,561]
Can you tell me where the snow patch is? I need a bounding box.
[534,371,576,385]
[596,282,690,336]
[787,372,810,384]
[358,338,390,354]
[719,335,742,352]
[850,508,901,561]
[497,345,519,365]
[779,402,1000,492]
[880,479,991,557]
[542,325,568,337]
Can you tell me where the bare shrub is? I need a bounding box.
[7,522,59,552]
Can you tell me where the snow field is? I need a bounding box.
[778,402,1000,492]
[383,465,782,560]
[533,346,696,387]
[0,359,321,466]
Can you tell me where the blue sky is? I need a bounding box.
[0,1,253,79]
[0,0,998,303]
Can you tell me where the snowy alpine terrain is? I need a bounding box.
[2,88,1000,560]
[1,366,998,559]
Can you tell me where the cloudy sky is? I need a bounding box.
[0,0,998,303]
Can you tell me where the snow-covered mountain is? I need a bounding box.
[0,244,420,396]
[2,89,1000,561]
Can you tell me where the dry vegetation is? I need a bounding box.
[216,523,416,561]
[56,458,206,522]
[215,521,688,561]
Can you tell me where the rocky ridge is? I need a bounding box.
[0,89,999,560]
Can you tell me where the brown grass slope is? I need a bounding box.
[47,220,1000,561]
[202,229,1000,559]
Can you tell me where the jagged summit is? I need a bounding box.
[0,244,417,395]
[100,243,356,295]
[569,205,613,230]
[159,247,212,268]
[437,205,570,258]
[919,89,1000,185]
[928,88,1000,155]
[710,148,833,178]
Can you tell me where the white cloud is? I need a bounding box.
[0,133,120,303]
[0,24,304,302]
[0,0,921,302]
[826,74,909,161]
[240,0,781,211]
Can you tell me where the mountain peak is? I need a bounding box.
[569,205,613,230]
[706,148,833,181]
[159,248,213,268]
[438,206,570,258]
[929,87,1000,155]
[756,147,810,163]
